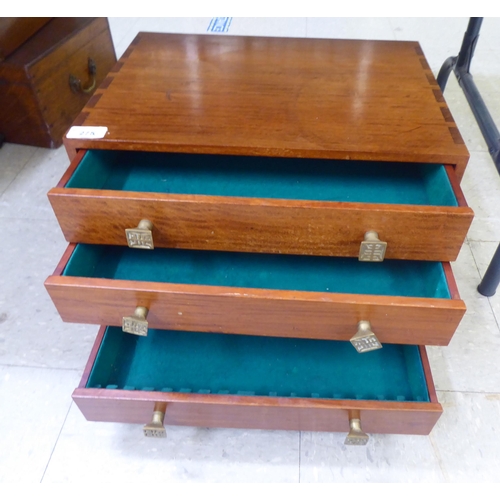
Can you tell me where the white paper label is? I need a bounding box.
[66,126,108,139]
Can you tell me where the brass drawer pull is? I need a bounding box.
[344,413,369,446]
[144,403,167,438]
[122,306,149,336]
[125,219,154,249]
[359,230,387,262]
[350,321,382,353]
[69,57,97,94]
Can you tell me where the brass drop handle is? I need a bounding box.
[122,306,149,336]
[359,230,387,262]
[344,411,369,446]
[125,219,154,250]
[69,57,97,94]
[144,403,167,438]
[350,320,383,353]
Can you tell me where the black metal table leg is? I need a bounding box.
[438,18,500,295]
[477,244,500,297]
[437,56,457,91]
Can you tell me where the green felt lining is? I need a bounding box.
[66,150,458,207]
[87,327,430,402]
[63,244,451,299]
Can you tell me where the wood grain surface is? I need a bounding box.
[63,33,469,179]
[419,345,439,404]
[0,18,116,148]
[48,158,473,261]
[45,247,466,346]
[0,18,51,60]
[73,328,442,435]
[47,189,473,260]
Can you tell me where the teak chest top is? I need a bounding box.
[65,33,469,179]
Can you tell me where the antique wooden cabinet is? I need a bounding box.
[46,33,472,444]
[0,18,52,60]
[0,18,116,148]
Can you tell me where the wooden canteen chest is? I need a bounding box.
[46,33,472,445]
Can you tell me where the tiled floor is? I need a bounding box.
[1,17,500,483]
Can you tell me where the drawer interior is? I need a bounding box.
[88,327,430,403]
[66,150,458,207]
[63,244,451,299]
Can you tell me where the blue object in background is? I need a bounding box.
[207,17,232,33]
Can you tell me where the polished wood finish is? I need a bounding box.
[0,18,116,148]
[0,18,52,60]
[444,259,461,300]
[73,327,442,435]
[48,160,473,261]
[420,344,439,404]
[45,245,466,346]
[63,33,469,179]
[49,34,471,438]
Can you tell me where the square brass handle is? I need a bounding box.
[350,321,383,353]
[125,219,154,249]
[144,403,167,438]
[122,306,149,336]
[359,230,387,262]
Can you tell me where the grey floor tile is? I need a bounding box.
[427,313,500,393]
[43,404,300,483]
[431,391,500,482]
[469,240,500,326]
[473,73,500,95]
[112,18,214,59]
[0,146,70,221]
[442,88,489,153]
[0,365,80,482]
[299,431,445,482]
[461,151,500,242]
[487,293,500,333]
[450,240,482,281]
[469,240,500,277]
[468,46,500,77]
[230,18,306,38]
[427,272,500,393]
[468,218,500,244]
[0,217,97,369]
[306,17,394,41]
[133,17,213,35]
[0,143,38,196]
[390,17,469,72]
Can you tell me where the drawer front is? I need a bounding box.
[45,243,466,347]
[73,327,443,437]
[48,150,473,261]
[74,391,442,435]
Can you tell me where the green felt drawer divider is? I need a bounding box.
[66,149,458,207]
[87,327,430,403]
[62,244,451,299]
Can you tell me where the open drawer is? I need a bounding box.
[45,243,466,348]
[48,149,473,261]
[73,326,443,442]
